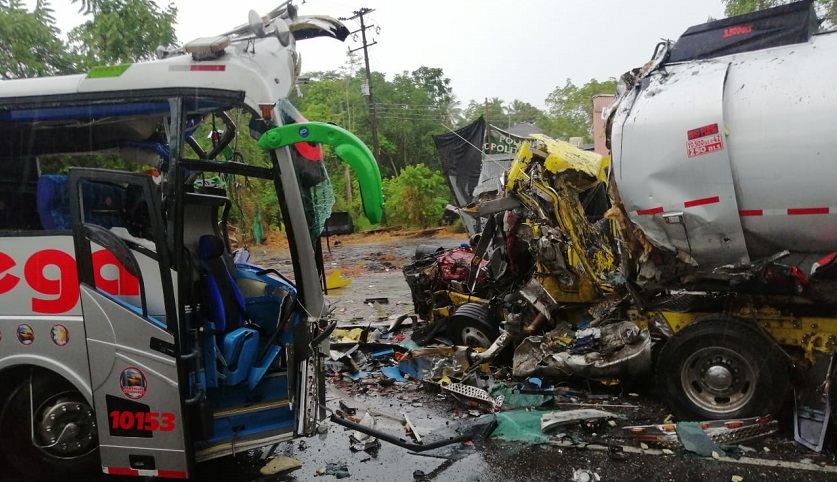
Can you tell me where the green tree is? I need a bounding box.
[723,0,835,27]
[293,63,456,227]
[461,97,506,124]
[544,78,616,141]
[0,0,74,79]
[382,164,448,229]
[68,0,178,68]
[376,69,447,173]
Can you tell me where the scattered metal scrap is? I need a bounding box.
[540,409,616,433]
[622,416,779,449]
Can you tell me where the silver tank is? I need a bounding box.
[609,31,837,269]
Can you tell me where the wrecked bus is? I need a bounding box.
[405,0,835,452]
[0,4,382,480]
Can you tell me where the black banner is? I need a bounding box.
[433,116,486,206]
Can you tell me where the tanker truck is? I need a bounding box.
[404,0,836,452]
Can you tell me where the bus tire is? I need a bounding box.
[0,373,99,480]
[656,319,789,421]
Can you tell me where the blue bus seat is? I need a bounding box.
[199,235,260,387]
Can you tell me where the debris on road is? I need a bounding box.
[259,455,302,476]
[571,468,601,482]
[540,409,617,433]
[677,421,726,457]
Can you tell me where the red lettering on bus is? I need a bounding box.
[0,248,141,314]
[0,252,20,295]
[24,249,79,314]
[93,250,140,296]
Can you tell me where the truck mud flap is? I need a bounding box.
[794,352,834,452]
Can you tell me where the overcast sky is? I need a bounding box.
[36,0,726,108]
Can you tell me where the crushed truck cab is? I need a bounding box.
[404,0,835,454]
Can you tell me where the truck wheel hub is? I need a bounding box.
[461,327,491,349]
[704,365,733,391]
[681,346,756,415]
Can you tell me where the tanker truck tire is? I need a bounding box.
[0,374,99,481]
[656,319,789,421]
[447,303,498,349]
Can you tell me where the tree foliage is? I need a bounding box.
[1,0,177,78]
[723,0,836,27]
[68,0,177,68]
[544,78,616,141]
[382,164,448,229]
[0,0,73,79]
[0,3,626,231]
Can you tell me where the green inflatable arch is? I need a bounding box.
[258,122,383,224]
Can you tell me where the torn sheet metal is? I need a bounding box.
[398,346,471,381]
[612,60,750,269]
[528,135,610,188]
[540,409,616,433]
[442,383,504,411]
[512,321,652,380]
[623,415,778,448]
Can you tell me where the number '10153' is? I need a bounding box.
[109,411,175,432]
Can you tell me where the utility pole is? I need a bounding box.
[342,8,395,174]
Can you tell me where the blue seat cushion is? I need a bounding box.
[221,327,259,386]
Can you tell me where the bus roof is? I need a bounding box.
[0,10,347,114]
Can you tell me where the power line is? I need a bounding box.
[340,7,397,175]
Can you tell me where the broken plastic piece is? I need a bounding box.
[369,348,395,359]
[381,366,406,382]
[326,270,352,289]
[676,421,726,457]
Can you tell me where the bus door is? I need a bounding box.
[68,168,193,479]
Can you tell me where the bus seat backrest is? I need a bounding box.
[37,175,126,230]
[199,234,259,387]
[199,234,245,334]
[36,175,71,230]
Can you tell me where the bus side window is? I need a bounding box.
[0,158,42,231]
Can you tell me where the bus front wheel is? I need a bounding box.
[0,373,99,480]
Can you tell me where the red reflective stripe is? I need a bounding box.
[739,209,763,217]
[105,467,140,476]
[788,207,829,215]
[190,65,226,71]
[158,470,188,479]
[684,196,720,208]
[636,206,664,216]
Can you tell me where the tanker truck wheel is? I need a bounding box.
[0,373,99,480]
[656,319,789,421]
[446,303,498,349]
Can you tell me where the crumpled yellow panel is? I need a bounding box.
[531,134,610,186]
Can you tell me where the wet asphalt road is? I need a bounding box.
[3,234,837,481]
